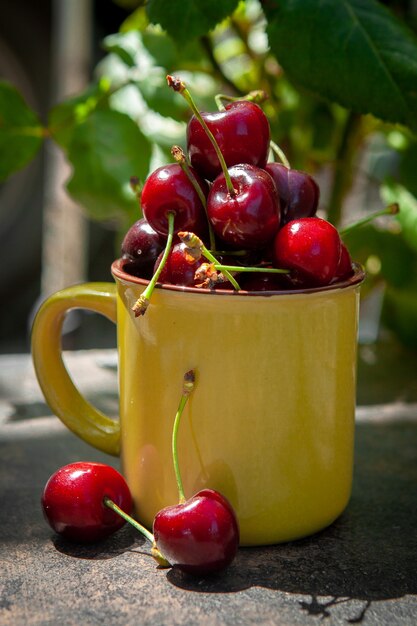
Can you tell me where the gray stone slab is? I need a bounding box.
[0,349,416,625]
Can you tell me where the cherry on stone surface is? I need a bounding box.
[207,164,281,249]
[273,217,342,287]
[187,100,270,181]
[153,488,239,576]
[121,218,164,279]
[265,162,319,225]
[41,462,133,543]
[141,163,209,238]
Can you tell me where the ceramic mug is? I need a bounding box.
[32,259,365,546]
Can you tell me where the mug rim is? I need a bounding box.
[111,258,365,297]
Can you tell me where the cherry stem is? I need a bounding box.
[171,145,216,250]
[132,212,175,316]
[167,75,236,197]
[179,232,242,290]
[340,202,400,236]
[214,264,289,274]
[202,247,241,290]
[269,140,291,169]
[103,497,170,567]
[172,370,196,504]
[214,90,268,111]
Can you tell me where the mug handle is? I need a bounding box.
[31,282,120,456]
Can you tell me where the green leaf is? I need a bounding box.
[398,140,417,198]
[265,0,417,132]
[343,224,417,289]
[102,31,145,67]
[48,82,110,148]
[134,73,188,121]
[146,0,241,43]
[381,180,417,253]
[0,81,44,181]
[66,109,152,223]
[383,283,417,349]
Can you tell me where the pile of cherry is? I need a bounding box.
[121,75,355,316]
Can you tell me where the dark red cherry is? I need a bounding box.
[207,164,280,249]
[154,242,204,287]
[265,163,319,225]
[240,271,292,291]
[153,488,239,575]
[273,217,342,287]
[41,462,133,543]
[333,243,354,282]
[187,101,270,181]
[121,218,164,279]
[141,163,209,237]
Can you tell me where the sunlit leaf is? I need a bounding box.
[66,110,151,222]
[0,81,44,181]
[381,180,417,253]
[265,0,417,132]
[146,0,241,44]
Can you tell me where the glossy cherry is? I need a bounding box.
[240,270,292,291]
[121,217,164,279]
[208,164,281,249]
[41,462,133,543]
[154,242,204,287]
[273,217,342,287]
[141,163,209,238]
[153,488,239,575]
[187,100,270,181]
[265,162,319,225]
[333,243,354,282]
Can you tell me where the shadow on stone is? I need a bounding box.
[52,524,141,560]
[166,419,417,620]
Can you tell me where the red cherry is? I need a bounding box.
[121,218,164,279]
[141,163,209,237]
[154,242,204,286]
[187,101,270,181]
[153,488,239,575]
[273,217,342,287]
[265,163,319,225]
[207,164,280,249]
[41,462,133,543]
[240,270,292,291]
[333,243,354,282]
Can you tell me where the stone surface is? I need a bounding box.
[0,348,416,625]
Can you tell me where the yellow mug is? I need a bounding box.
[32,259,365,546]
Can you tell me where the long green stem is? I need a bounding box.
[214,90,267,112]
[340,203,399,236]
[201,246,241,290]
[104,497,154,543]
[214,265,289,274]
[167,75,236,197]
[132,212,175,316]
[270,140,291,169]
[172,371,196,504]
[178,231,242,290]
[103,497,170,567]
[171,146,216,250]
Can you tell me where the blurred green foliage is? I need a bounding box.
[1,0,417,347]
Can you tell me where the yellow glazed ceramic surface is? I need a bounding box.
[32,260,364,546]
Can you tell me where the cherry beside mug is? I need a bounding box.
[31,258,365,546]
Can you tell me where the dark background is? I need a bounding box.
[0,0,130,354]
